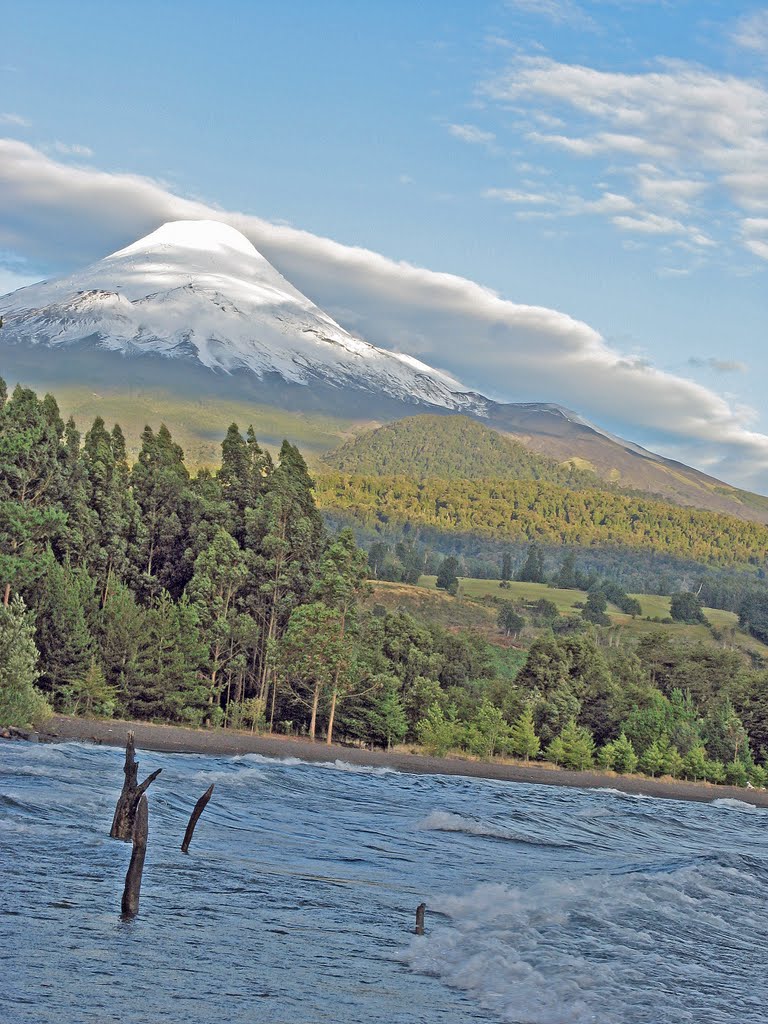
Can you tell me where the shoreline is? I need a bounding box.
[13,714,767,808]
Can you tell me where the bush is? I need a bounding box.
[749,765,768,789]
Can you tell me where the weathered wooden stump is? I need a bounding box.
[121,794,148,919]
[181,783,215,854]
[415,902,426,935]
[110,731,161,841]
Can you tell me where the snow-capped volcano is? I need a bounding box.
[0,220,484,412]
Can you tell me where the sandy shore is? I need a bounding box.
[13,714,765,808]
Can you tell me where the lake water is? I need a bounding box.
[1,740,766,1024]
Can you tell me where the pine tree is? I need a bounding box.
[364,675,408,750]
[34,554,95,706]
[0,596,50,726]
[467,699,510,759]
[0,384,69,590]
[557,719,595,770]
[130,424,193,598]
[129,591,207,723]
[416,702,460,756]
[97,580,144,713]
[554,551,578,589]
[508,705,541,760]
[610,732,638,773]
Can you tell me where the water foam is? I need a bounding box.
[711,797,764,813]
[233,752,396,776]
[404,863,768,1024]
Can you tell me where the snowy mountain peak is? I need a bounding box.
[0,220,482,413]
[112,220,263,261]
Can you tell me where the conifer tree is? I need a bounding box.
[0,383,69,590]
[129,591,207,722]
[34,554,95,706]
[509,705,541,760]
[0,596,50,726]
[501,550,512,583]
[97,579,144,712]
[130,424,193,597]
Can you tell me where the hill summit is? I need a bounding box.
[324,414,602,487]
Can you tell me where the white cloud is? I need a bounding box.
[612,211,714,247]
[689,357,748,374]
[0,113,30,127]
[447,123,496,145]
[50,142,94,158]
[1,138,768,487]
[483,188,556,204]
[483,56,768,257]
[505,0,596,29]
[732,9,768,54]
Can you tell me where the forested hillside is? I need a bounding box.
[316,474,768,568]
[324,414,603,487]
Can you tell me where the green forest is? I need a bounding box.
[4,377,768,789]
[316,473,768,567]
[324,413,604,487]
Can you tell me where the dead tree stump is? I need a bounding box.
[181,783,215,854]
[121,794,148,918]
[110,731,161,841]
[415,902,426,935]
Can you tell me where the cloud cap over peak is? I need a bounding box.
[1,139,768,490]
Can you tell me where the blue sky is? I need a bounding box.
[1,0,767,486]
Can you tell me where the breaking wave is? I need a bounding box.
[404,860,768,1024]
[419,810,571,848]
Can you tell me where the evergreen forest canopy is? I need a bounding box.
[5,377,768,790]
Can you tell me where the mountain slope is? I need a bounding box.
[0,220,484,414]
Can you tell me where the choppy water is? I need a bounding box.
[1,742,767,1024]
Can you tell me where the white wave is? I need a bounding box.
[420,810,514,839]
[192,767,266,786]
[419,810,565,849]
[233,752,396,776]
[711,797,764,813]
[403,866,768,1024]
[596,787,652,800]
